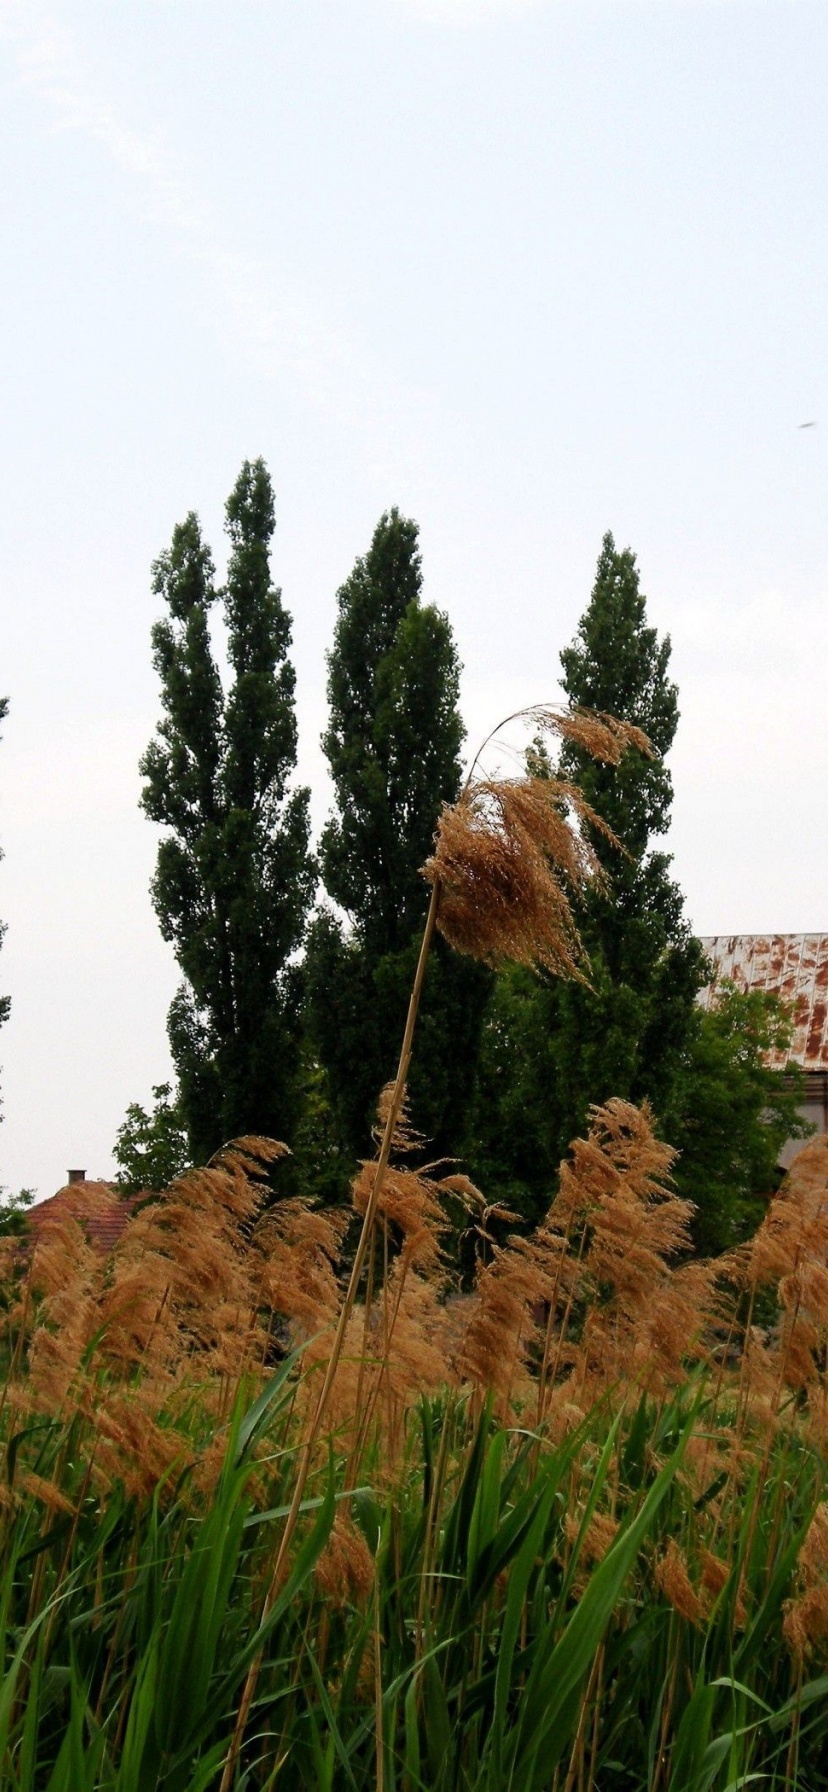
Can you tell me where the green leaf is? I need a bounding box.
[506,1415,691,1787]
[234,1346,307,1463]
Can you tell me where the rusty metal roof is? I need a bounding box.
[699,934,828,1072]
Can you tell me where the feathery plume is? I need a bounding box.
[655,1540,704,1627]
[255,1198,348,1339]
[315,1513,375,1608]
[565,1101,708,1399]
[423,707,650,978]
[732,1137,828,1424]
[784,1502,828,1662]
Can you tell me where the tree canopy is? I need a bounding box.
[307,509,490,1167]
[664,983,810,1253]
[140,460,314,1162]
[319,509,464,952]
[466,534,797,1249]
[113,1083,190,1195]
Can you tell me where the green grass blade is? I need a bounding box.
[506,1415,691,1788]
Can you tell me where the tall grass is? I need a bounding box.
[3,1112,828,1788]
[3,709,828,1788]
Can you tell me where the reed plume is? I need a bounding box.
[314,1511,375,1608]
[654,1539,705,1627]
[726,1135,828,1441]
[254,1197,349,1340]
[0,1139,305,1507]
[784,1500,828,1662]
[457,1221,573,1418]
[560,1100,716,1403]
[423,709,649,978]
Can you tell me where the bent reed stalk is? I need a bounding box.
[219,875,442,1790]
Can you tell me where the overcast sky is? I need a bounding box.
[1,0,826,1200]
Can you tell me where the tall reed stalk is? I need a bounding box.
[219,877,442,1790]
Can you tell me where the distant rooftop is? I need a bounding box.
[28,1182,139,1254]
[700,934,828,1073]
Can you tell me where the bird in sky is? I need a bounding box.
[798,420,818,428]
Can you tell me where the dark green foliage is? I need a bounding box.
[557,530,707,1040]
[319,510,461,952]
[468,534,706,1221]
[290,1049,354,1208]
[307,509,490,1167]
[471,966,809,1251]
[141,461,314,1162]
[467,535,798,1250]
[559,531,678,856]
[0,1185,35,1237]
[665,983,812,1254]
[113,1082,190,1193]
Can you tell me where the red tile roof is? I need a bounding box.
[28,1184,142,1253]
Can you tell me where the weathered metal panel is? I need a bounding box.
[699,934,828,1072]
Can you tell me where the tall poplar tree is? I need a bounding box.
[469,534,802,1250]
[468,534,706,1217]
[140,460,314,1162]
[556,529,707,1080]
[306,509,490,1165]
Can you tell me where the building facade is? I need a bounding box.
[700,934,828,1168]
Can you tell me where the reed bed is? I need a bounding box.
[2,1111,828,1790]
[3,712,828,1789]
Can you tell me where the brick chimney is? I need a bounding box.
[67,1169,86,1185]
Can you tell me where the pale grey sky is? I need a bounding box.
[1,0,826,1198]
